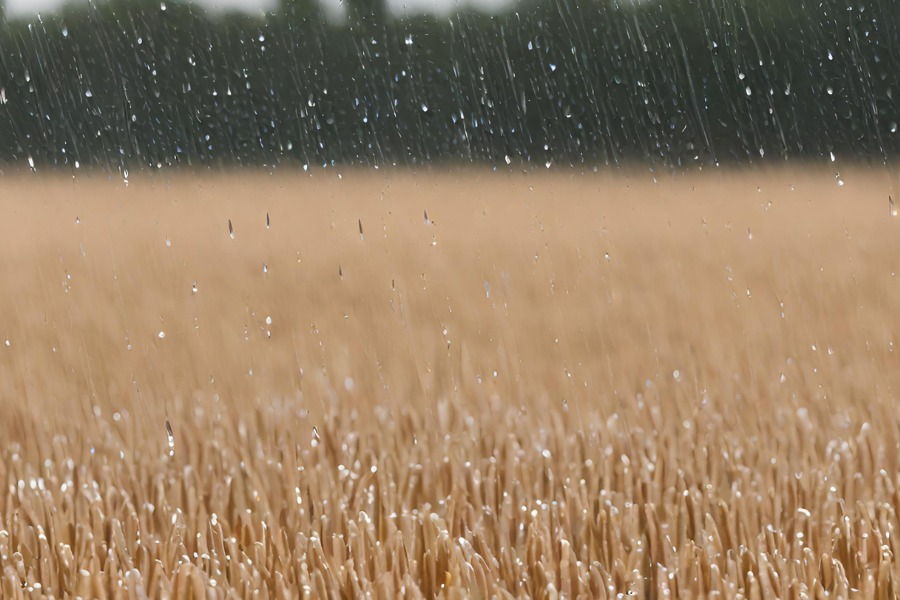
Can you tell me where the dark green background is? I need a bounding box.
[0,0,897,170]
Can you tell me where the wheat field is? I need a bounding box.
[0,167,898,598]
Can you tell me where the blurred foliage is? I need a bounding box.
[0,0,896,170]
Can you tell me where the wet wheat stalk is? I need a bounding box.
[0,170,897,597]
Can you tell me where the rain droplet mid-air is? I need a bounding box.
[358,219,364,240]
[165,420,175,458]
[890,196,897,217]
[228,219,235,240]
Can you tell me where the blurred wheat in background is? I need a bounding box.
[0,168,898,597]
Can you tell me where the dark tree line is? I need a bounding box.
[0,0,897,171]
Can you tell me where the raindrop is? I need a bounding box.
[424,210,431,225]
[266,212,270,229]
[344,377,354,391]
[165,420,175,458]
[673,370,681,382]
[228,219,235,240]
[158,331,166,339]
[890,196,897,217]
[359,219,364,240]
